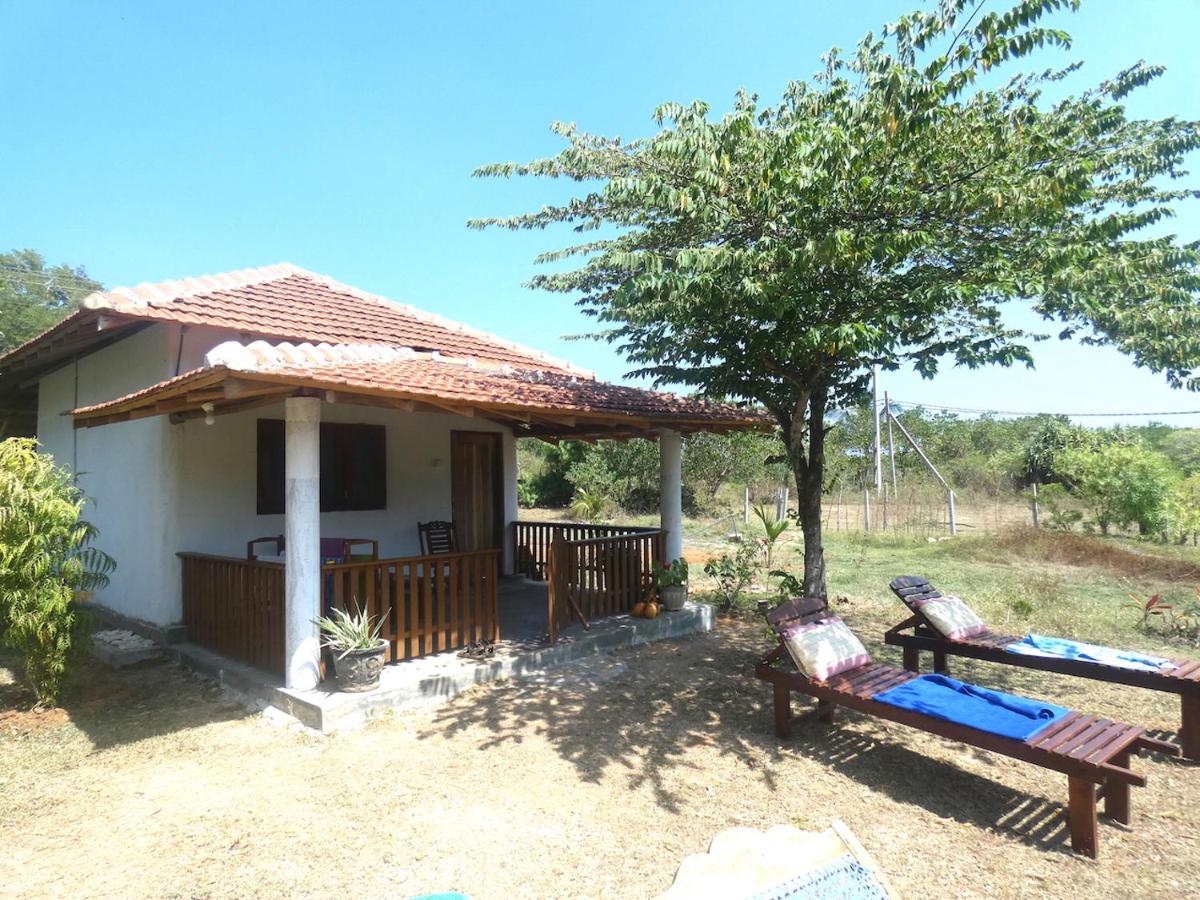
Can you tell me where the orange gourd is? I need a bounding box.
[632,602,646,618]
[643,601,660,620]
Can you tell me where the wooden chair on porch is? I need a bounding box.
[246,535,379,564]
[418,520,458,556]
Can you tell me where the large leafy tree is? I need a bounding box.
[0,249,101,353]
[473,0,1200,599]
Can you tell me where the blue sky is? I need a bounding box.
[2,0,1198,426]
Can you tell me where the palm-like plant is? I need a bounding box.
[753,504,789,569]
[570,487,608,523]
[0,438,115,704]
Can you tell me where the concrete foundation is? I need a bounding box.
[167,595,714,733]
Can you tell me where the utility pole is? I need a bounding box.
[884,391,898,495]
[871,364,883,491]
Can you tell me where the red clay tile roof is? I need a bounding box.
[69,340,769,435]
[3,263,584,377]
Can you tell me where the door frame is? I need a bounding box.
[450,430,505,551]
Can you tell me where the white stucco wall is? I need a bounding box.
[33,321,519,627]
[35,326,183,627]
[175,400,516,568]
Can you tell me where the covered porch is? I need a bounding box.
[70,339,766,693]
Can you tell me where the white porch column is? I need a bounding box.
[285,396,322,690]
[658,428,683,562]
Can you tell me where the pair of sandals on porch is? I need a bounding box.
[757,576,1196,859]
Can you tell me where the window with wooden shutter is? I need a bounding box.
[256,419,386,514]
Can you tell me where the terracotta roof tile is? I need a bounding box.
[70,340,769,432]
[48,263,585,375]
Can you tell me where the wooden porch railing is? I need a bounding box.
[514,520,661,581]
[323,549,500,662]
[546,529,665,641]
[179,548,500,676]
[179,553,286,674]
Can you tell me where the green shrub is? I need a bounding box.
[703,542,758,612]
[0,439,114,704]
[1055,443,1175,537]
[1167,475,1200,545]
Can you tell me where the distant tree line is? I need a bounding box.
[518,408,1200,543]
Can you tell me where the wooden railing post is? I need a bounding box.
[547,533,569,643]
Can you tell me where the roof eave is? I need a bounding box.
[67,366,771,438]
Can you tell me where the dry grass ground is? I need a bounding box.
[3,529,1199,899]
[1,632,1198,898]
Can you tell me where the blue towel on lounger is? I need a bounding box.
[1006,633,1176,673]
[873,674,1069,741]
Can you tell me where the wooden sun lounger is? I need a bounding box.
[755,597,1179,859]
[884,575,1200,760]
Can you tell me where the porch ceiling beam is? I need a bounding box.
[184,389,226,404]
[420,399,476,418]
[223,377,295,401]
[166,393,294,425]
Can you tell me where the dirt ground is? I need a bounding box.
[2,618,1198,900]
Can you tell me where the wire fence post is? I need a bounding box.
[863,488,872,532]
[1030,481,1040,528]
[948,490,957,536]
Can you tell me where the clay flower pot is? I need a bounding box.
[330,638,388,693]
[661,584,688,612]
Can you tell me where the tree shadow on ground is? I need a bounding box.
[0,652,251,751]
[783,712,1077,855]
[417,622,1101,854]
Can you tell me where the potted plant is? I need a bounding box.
[314,605,389,693]
[653,558,690,612]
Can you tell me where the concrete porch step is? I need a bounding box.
[168,602,713,733]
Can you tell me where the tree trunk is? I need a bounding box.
[781,387,829,603]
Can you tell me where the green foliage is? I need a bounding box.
[1056,443,1175,536]
[0,438,114,704]
[1028,482,1083,532]
[770,569,805,600]
[475,0,1200,598]
[1169,587,1200,645]
[0,249,100,353]
[567,439,662,513]
[1167,475,1200,544]
[684,431,787,507]
[569,487,608,523]
[652,557,689,588]
[314,604,387,659]
[1156,429,1200,476]
[1021,418,1110,485]
[516,440,588,508]
[703,542,759,611]
[752,504,789,569]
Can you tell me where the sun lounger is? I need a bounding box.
[755,597,1179,858]
[658,820,894,899]
[884,575,1200,760]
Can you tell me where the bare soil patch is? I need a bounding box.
[3,622,1199,899]
[952,528,1200,582]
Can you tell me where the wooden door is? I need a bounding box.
[451,431,503,551]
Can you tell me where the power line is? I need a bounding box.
[887,398,1200,418]
[0,265,101,288]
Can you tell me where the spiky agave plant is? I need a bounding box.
[313,604,388,658]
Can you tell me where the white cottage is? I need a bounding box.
[0,264,765,689]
